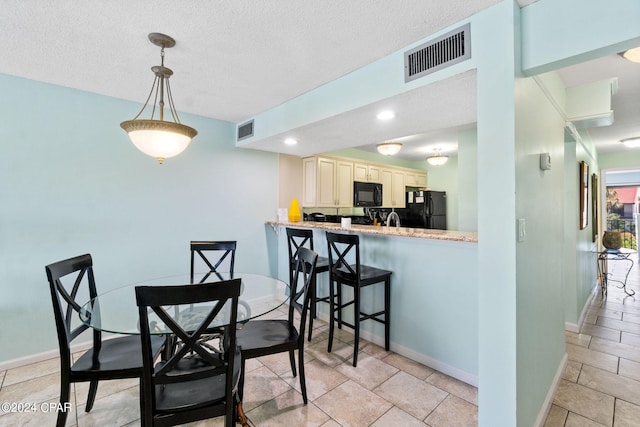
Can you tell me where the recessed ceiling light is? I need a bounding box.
[621,137,640,148]
[376,111,395,120]
[284,138,298,146]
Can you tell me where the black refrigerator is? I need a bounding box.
[397,191,447,229]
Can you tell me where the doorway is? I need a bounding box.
[603,169,640,249]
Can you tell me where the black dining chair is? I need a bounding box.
[187,241,246,350]
[190,241,236,283]
[236,246,318,404]
[136,279,244,427]
[286,227,330,341]
[45,254,165,427]
[325,231,392,367]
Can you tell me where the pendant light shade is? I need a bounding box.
[121,120,196,160]
[620,47,640,63]
[427,148,448,166]
[120,33,197,164]
[376,141,402,156]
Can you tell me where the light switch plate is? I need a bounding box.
[518,218,526,242]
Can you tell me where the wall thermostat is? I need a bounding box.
[540,153,551,170]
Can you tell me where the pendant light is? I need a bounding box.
[427,148,448,166]
[120,33,197,164]
[376,141,402,156]
[620,47,640,63]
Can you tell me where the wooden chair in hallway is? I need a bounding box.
[325,231,392,367]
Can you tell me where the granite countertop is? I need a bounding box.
[266,220,478,243]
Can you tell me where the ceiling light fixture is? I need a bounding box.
[621,137,640,148]
[284,138,298,146]
[620,47,640,63]
[376,141,402,156]
[376,111,395,120]
[427,148,448,166]
[120,33,197,164]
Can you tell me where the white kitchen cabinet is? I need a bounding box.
[380,168,406,208]
[303,155,427,208]
[302,156,353,207]
[354,162,381,183]
[405,171,427,187]
[391,169,406,207]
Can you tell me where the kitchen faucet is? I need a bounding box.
[386,211,401,229]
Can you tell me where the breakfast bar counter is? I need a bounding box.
[265,220,478,243]
[265,219,479,386]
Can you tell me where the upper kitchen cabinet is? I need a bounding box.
[353,162,381,183]
[302,156,354,207]
[405,171,427,188]
[302,155,427,208]
[380,168,407,208]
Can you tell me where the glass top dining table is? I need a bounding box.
[79,272,289,335]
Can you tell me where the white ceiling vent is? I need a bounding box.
[404,23,471,83]
[237,120,254,141]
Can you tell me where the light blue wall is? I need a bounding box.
[0,74,279,363]
[514,74,567,426]
[273,226,478,382]
[521,0,640,75]
[474,3,519,425]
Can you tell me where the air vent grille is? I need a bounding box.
[237,120,254,141]
[404,23,471,83]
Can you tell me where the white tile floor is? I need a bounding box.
[5,253,639,427]
[0,308,477,426]
[544,252,640,427]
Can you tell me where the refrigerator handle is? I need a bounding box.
[427,197,433,217]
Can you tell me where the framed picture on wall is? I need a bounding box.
[580,161,589,230]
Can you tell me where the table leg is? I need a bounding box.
[619,257,635,296]
[597,254,608,298]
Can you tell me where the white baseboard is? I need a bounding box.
[315,312,478,387]
[565,280,599,333]
[0,341,93,371]
[533,352,567,427]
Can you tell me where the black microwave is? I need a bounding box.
[353,181,382,207]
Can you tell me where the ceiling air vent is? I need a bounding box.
[237,120,254,141]
[404,23,471,83]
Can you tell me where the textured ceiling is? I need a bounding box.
[2,1,637,161]
[0,0,500,123]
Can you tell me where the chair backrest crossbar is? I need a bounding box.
[327,233,360,279]
[45,254,99,357]
[288,247,318,334]
[136,280,240,387]
[190,241,237,283]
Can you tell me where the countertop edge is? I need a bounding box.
[265,220,478,243]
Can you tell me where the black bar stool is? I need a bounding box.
[325,231,391,367]
[286,227,330,341]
